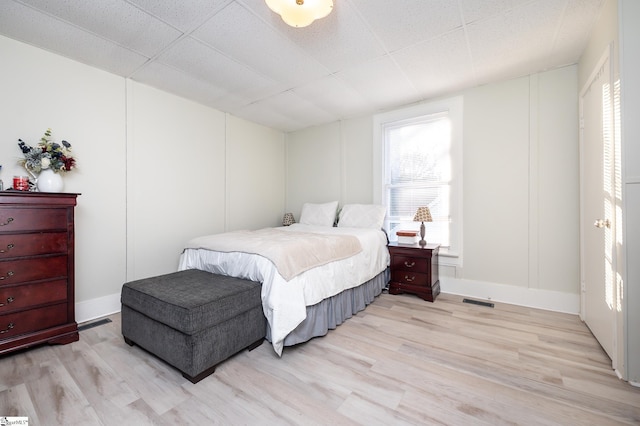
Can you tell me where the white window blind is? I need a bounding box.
[374,96,462,262]
[384,114,451,247]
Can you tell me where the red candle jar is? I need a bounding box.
[13,176,29,191]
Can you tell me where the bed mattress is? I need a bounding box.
[178,224,389,355]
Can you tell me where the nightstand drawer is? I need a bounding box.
[391,255,428,274]
[391,270,429,286]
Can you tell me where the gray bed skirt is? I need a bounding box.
[266,268,389,347]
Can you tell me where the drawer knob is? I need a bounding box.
[0,217,14,227]
[0,271,15,280]
[0,243,15,253]
[0,322,15,334]
[404,275,416,282]
[0,296,15,307]
[404,261,415,268]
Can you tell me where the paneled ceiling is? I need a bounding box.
[0,0,604,132]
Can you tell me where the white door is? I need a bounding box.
[580,47,616,360]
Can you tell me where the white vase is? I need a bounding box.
[37,168,64,192]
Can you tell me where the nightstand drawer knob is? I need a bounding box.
[404,261,415,268]
[404,275,416,282]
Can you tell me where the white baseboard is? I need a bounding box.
[76,292,121,324]
[441,276,580,314]
[74,278,580,325]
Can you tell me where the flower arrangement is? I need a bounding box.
[18,128,76,174]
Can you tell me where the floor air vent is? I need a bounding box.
[78,318,112,331]
[463,298,494,308]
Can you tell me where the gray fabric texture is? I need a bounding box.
[121,304,266,378]
[120,270,266,380]
[121,269,262,335]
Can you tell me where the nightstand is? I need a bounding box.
[388,242,440,302]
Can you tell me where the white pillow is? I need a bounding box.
[338,204,386,229]
[299,201,339,227]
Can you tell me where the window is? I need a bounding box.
[373,97,462,263]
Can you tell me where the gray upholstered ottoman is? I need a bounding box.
[121,269,266,383]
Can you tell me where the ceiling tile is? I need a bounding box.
[336,55,420,112]
[18,0,182,57]
[131,61,229,107]
[458,0,512,24]
[253,90,339,127]
[349,0,463,52]
[193,2,328,87]
[292,75,375,119]
[158,36,277,100]
[235,102,302,133]
[211,92,255,115]
[466,0,565,76]
[128,0,233,31]
[551,0,604,58]
[0,1,148,76]
[268,0,387,73]
[393,28,474,98]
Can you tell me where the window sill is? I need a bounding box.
[437,247,462,267]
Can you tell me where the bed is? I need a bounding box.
[178,202,390,355]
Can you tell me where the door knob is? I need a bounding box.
[594,219,611,228]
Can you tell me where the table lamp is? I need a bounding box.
[413,206,433,246]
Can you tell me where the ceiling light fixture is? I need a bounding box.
[265,0,334,28]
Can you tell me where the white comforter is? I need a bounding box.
[178,224,389,355]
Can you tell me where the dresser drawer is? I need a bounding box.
[391,255,429,274]
[0,232,67,259]
[391,270,429,286]
[0,208,68,232]
[0,256,67,285]
[0,303,67,339]
[0,280,67,313]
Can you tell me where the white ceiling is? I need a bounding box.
[0,0,604,132]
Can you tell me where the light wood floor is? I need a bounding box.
[1,292,639,425]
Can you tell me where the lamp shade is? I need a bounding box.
[265,0,334,28]
[282,212,296,226]
[413,206,433,223]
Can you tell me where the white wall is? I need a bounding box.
[285,122,342,215]
[285,66,581,313]
[536,70,581,295]
[0,35,286,322]
[285,118,374,216]
[462,77,531,289]
[342,117,375,204]
[226,115,286,230]
[126,81,227,281]
[0,35,127,310]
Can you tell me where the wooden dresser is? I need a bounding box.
[388,242,440,302]
[0,192,79,355]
